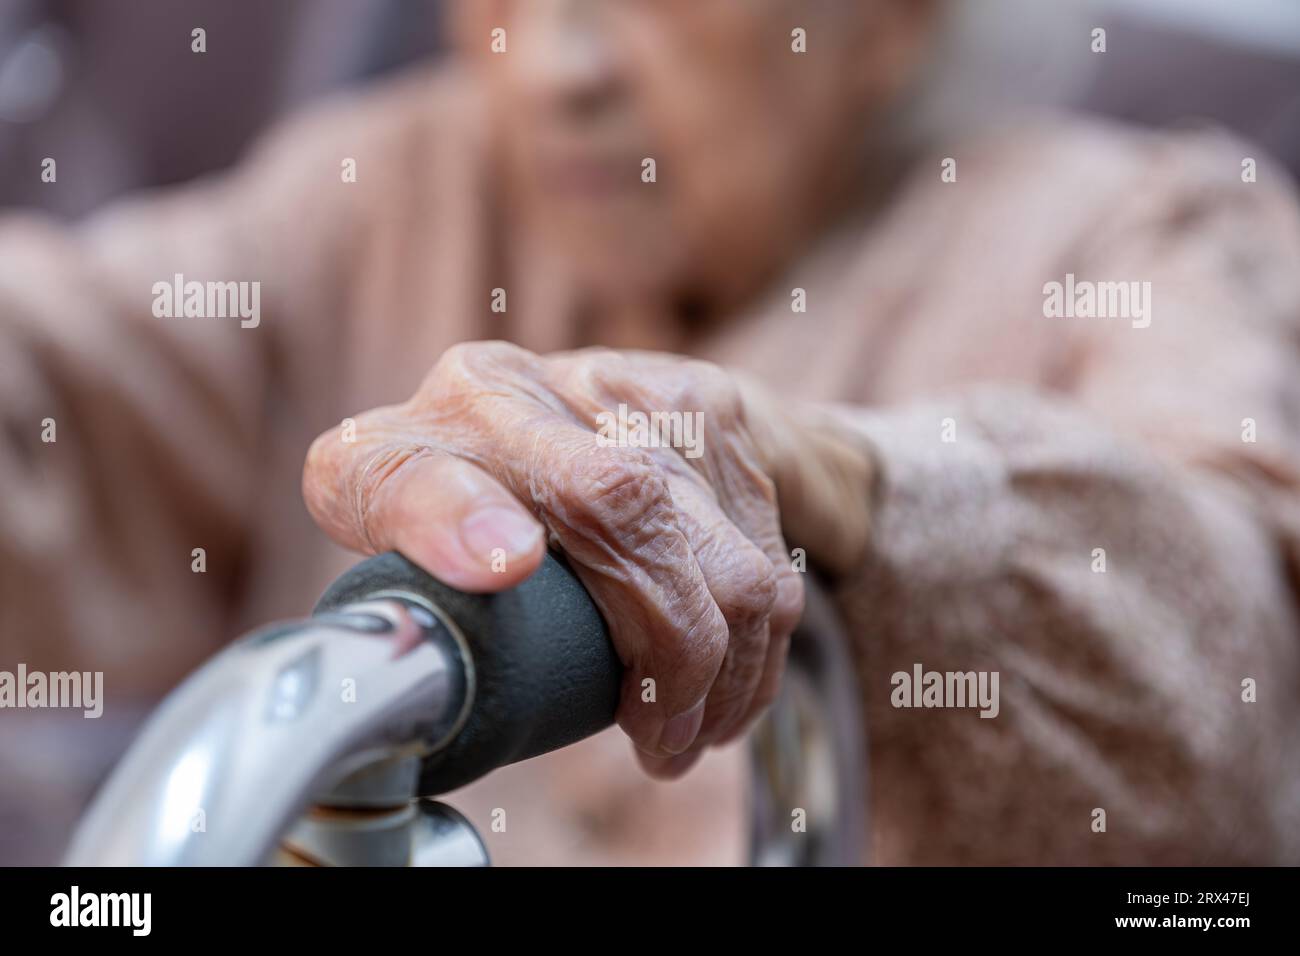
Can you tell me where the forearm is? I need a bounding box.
[814,384,1300,861]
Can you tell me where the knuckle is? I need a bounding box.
[302,412,428,551]
[301,427,345,520]
[566,446,669,531]
[712,544,778,627]
[704,666,766,741]
[351,443,427,542]
[303,424,342,477]
[671,597,730,685]
[551,348,628,402]
[720,648,766,703]
[569,345,621,373]
[681,359,742,421]
[423,347,476,403]
[428,340,532,394]
[302,408,393,509]
[431,341,476,380]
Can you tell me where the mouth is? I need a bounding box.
[533,148,643,200]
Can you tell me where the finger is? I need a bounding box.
[681,395,805,738]
[521,427,730,759]
[545,351,801,745]
[569,349,804,645]
[708,469,803,739]
[657,462,776,748]
[303,422,546,592]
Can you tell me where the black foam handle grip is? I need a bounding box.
[314,550,622,795]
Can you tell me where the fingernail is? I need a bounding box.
[658,700,706,756]
[459,506,542,562]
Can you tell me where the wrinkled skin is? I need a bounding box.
[303,343,874,776]
[306,0,933,776]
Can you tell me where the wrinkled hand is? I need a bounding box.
[303,342,873,777]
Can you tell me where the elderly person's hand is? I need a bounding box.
[303,341,874,776]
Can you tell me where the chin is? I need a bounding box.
[555,215,688,304]
[578,254,682,305]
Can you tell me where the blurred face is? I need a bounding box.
[461,0,934,308]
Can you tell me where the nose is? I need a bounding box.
[511,0,623,117]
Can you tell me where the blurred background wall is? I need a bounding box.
[0,0,444,216]
[1085,0,1300,173]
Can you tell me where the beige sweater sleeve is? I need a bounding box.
[0,74,435,694]
[836,136,1300,863]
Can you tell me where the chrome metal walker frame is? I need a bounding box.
[66,553,867,866]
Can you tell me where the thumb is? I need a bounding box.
[303,429,546,592]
